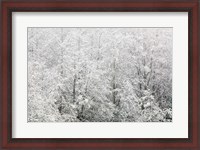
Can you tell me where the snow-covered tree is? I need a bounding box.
[28,28,172,122]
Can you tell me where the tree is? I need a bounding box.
[28,28,172,122]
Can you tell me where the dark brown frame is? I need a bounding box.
[0,0,199,149]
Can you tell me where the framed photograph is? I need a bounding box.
[1,0,199,149]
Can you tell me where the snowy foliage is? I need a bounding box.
[28,28,172,122]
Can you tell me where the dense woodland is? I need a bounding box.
[28,28,172,122]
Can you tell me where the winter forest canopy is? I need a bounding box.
[28,28,172,122]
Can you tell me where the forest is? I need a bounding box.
[28,28,172,122]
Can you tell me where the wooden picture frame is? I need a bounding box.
[1,0,199,149]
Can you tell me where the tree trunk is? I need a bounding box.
[72,37,81,103]
[73,75,76,102]
[112,58,116,104]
